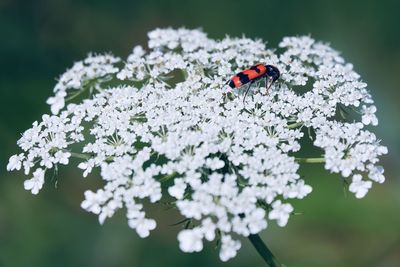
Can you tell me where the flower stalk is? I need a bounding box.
[248,234,284,267]
[295,157,326,163]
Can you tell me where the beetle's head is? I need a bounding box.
[265,65,280,82]
[265,65,280,90]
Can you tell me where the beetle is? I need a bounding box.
[227,64,280,103]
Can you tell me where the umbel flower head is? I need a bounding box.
[7,28,387,261]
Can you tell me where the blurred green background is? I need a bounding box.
[1,0,399,266]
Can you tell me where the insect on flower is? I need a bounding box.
[227,64,280,103]
[7,28,388,263]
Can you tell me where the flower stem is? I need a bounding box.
[295,157,325,163]
[69,151,91,160]
[65,87,88,102]
[287,122,303,129]
[56,148,91,160]
[248,234,284,267]
[159,172,178,183]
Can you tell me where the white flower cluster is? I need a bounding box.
[7,28,387,261]
[46,53,120,114]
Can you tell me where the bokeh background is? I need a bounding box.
[1,0,399,266]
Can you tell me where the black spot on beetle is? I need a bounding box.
[250,65,261,73]
[237,72,250,84]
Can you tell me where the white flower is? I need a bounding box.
[128,215,156,238]
[23,168,45,194]
[98,200,121,224]
[361,105,378,126]
[349,174,372,198]
[284,180,313,199]
[168,178,186,199]
[48,53,120,114]
[201,218,216,241]
[314,121,387,179]
[78,159,96,177]
[246,208,267,234]
[367,165,385,183]
[8,28,387,261]
[125,203,157,237]
[46,91,66,114]
[205,158,225,170]
[54,151,71,165]
[81,190,109,214]
[178,228,204,252]
[268,200,294,227]
[7,154,24,171]
[219,235,241,262]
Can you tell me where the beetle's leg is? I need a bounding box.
[265,76,274,95]
[243,81,254,104]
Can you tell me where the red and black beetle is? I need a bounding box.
[227,64,280,102]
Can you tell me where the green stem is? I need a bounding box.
[295,157,325,163]
[248,234,284,267]
[62,149,115,162]
[287,122,303,129]
[159,172,178,183]
[65,88,88,102]
[53,148,90,160]
[68,151,91,160]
